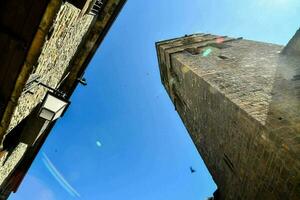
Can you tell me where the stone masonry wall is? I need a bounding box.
[157,35,300,199]
[0,2,94,188]
[7,2,94,133]
[0,143,27,187]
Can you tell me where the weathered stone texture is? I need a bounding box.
[0,143,27,186]
[0,2,94,190]
[7,3,94,133]
[0,0,126,197]
[157,34,300,199]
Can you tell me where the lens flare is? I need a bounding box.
[202,48,212,57]
[216,37,225,44]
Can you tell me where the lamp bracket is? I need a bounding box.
[33,80,67,98]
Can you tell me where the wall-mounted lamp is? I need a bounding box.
[38,92,70,121]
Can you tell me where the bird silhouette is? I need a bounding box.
[190,166,196,173]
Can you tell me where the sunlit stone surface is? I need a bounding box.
[156,32,300,199]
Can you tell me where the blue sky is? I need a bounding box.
[10,0,300,199]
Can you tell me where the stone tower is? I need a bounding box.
[156,31,300,199]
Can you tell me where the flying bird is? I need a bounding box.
[190,166,196,173]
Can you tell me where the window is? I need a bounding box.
[218,55,229,60]
[90,0,105,16]
[223,153,235,173]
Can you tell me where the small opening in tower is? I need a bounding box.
[223,153,235,173]
[218,55,229,60]
[292,74,300,81]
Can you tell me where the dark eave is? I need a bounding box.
[0,0,50,109]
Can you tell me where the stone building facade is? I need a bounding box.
[156,31,300,199]
[7,3,94,134]
[0,0,126,198]
[0,1,93,189]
